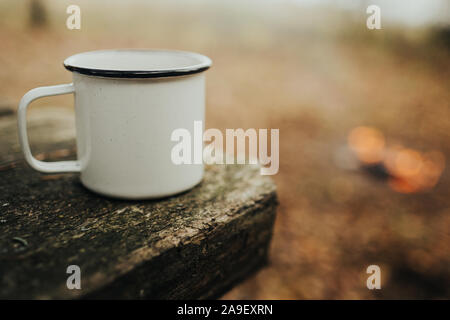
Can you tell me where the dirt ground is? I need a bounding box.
[1,1,449,299]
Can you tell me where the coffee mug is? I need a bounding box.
[18,49,212,199]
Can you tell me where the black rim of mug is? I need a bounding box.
[64,64,210,78]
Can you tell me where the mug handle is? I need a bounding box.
[17,83,81,173]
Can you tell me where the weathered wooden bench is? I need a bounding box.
[0,106,277,299]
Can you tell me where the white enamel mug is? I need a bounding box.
[18,49,211,199]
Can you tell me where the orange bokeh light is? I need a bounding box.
[385,149,445,193]
[392,149,423,178]
[348,126,385,164]
[348,127,445,194]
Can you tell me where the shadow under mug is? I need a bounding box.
[18,49,212,199]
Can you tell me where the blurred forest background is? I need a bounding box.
[0,0,449,299]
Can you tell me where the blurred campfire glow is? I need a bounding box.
[348,126,385,164]
[348,126,445,193]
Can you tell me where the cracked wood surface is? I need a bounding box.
[0,107,277,299]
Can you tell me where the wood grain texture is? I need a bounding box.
[0,108,277,299]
